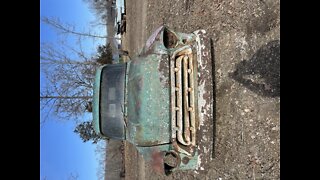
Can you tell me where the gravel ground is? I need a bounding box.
[121,0,280,179]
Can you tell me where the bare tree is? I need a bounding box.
[82,0,112,24]
[40,5,118,126]
[40,39,96,64]
[40,39,98,124]
[95,140,107,180]
[41,17,120,40]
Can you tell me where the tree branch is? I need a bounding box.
[42,17,120,40]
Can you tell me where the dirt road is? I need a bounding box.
[122,0,280,179]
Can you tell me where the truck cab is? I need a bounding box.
[93,26,213,175]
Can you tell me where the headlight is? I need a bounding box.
[163,28,178,49]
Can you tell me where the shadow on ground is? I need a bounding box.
[230,40,280,97]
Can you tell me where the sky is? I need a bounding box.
[40,0,107,179]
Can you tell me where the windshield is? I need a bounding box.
[99,64,126,140]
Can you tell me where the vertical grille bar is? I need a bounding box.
[170,53,176,140]
[183,56,191,144]
[188,54,196,146]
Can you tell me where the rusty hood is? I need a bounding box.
[126,52,171,146]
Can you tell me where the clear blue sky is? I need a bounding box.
[40,0,106,179]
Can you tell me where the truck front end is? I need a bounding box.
[126,26,214,174]
[93,26,213,175]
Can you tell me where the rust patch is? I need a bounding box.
[137,76,143,91]
[182,156,190,164]
[158,54,170,88]
[150,150,165,174]
[135,100,141,109]
[172,139,196,156]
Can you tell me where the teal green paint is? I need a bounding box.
[123,61,131,118]
[126,53,171,146]
[92,65,107,136]
[178,151,198,170]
